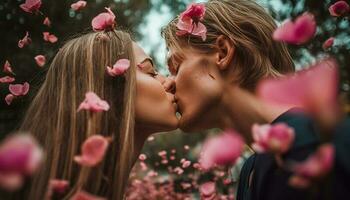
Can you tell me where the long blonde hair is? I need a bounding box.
[16,30,136,199]
[162,0,295,90]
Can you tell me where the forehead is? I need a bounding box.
[132,42,151,64]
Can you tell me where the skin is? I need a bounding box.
[167,36,291,142]
[133,42,178,146]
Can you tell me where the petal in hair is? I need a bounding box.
[273,12,316,45]
[91,7,116,31]
[9,82,30,96]
[0,76,15,84]
[34,55,46,67]
[5,94,14,105]
[106,59,130,76]
[322,37,335,50]
[18,32,32,48]
[77,92,110,112]
[71,1,87,11]
[74,135,109,167]
[20,0,41,14]
[329,1,350,17]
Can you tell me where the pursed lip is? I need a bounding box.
[174,95,183,114]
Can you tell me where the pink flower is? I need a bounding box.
[3,60,15,75]
[273,12,316,45]
[70,190,106,200]
[20,0,41,14]
[9,82,30,96]
[257,59,339,126]
[74,135,109,167]
[91,7,116,31]
[323,37,335,50]
[18,31,32,48]
[71,0,87,11]
[43,17,51,27]
[329,1,350,17]
[0,134,43,191]
[251,123,295,154]
[0,76,15,84]
[176,3,207,41]
[77,92,110,112]
[289,144,334,188]
[43,32,58,43]
[199,182,216,200]
[106,59,130,76]
[34,55,46,67]
[199,130,244,171]
[5,94,14,105]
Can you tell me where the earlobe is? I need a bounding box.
[215,35,235,70]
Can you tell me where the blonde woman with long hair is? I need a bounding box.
[8,30,178,200]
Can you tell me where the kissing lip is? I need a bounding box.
[174,95,182,114]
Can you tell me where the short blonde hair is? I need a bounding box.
[162,0,294,89]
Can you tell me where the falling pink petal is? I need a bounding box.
[199,130,244,171]
[9,82,30,96]
[49,179,69,194]
[71,0,87,11]
[273,12,316,45]
[199,182,216,199]
[91,7,116,31]
[0,134,43,175]
[106,59,130,76]
[18,31,32,48]
[329,1,350,17]
[139,154,147,161]
[74,135,109,167]
[182,160,191,168]
[291,144,334,178]
[251,123,295,154]
[158,150,167,157]
[0,76,15,84]
[184,145,190,150]
[3,60,15,75]
[34,55,46,67]
[322,37,335,50]
[257,59,339,126]
[43,17,51,26]
[70,190,106,200]
[43,32,58,43]
[5,94,14,105]
[0,173,23,191]
[20,0,41,14]
[77,92,110,112]
[174,167,184,175]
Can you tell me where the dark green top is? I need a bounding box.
[236,108,350,200]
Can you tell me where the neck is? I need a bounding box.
[218,85,291,143]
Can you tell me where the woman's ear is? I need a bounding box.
[215,35,235,70]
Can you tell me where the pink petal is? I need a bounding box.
[257,59,339,123]
[9,82,30,96]
[20,0,42,14]
[182,160,191,168]
[0,134,43,175]
[71,0,87,11]
[329,1,350,17]
[5,94,14,105]
[3,60,15,75]
[91,7,116,31]
[77,92,110,112]
[70,190,106,200]
[180,3,206,22]
[273,12,316,45]
[43,32,58,43]
[74,135,109,167]
[0,76,15,83]
[139,154,147,161]
[106,59,130,76]
[43,17,51,26]
[34,55,46,67]
[199,181,216,197]
[323,37,335,50]
[49,179,69,194]
[0,173,23,191]
[18,31,32,48]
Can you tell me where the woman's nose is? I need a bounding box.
[162,76,176,94]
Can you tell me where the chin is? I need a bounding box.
[178,112,208,132]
